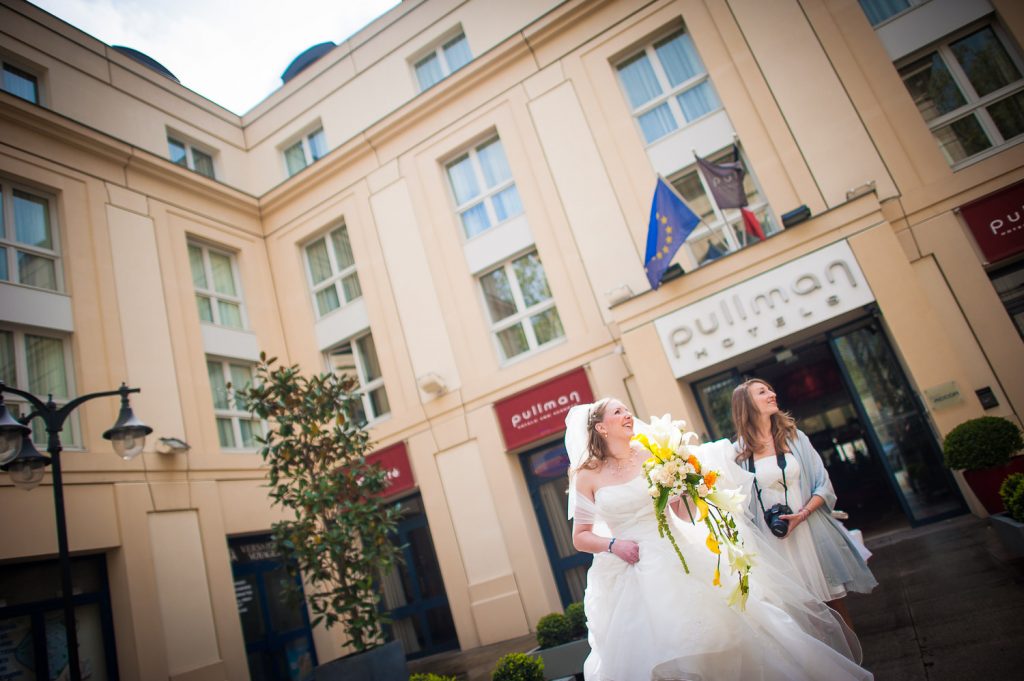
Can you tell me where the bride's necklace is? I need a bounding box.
[606,449,636,473]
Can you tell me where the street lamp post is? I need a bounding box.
[0,381,151,681]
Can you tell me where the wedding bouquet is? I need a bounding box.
[633,415,753,609]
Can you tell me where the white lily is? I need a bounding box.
[725,541,756,574]
[707,486,747,516]
[646,414,683,454]
[726,581,749,611]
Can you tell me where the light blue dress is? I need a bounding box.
[738,430,877,597]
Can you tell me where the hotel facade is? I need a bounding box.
[1,0,1022,678]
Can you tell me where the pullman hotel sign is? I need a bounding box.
[495,367,594,450]
[959,179,1024,263]
[655,241,875,377]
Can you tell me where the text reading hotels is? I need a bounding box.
[655,242,877,377]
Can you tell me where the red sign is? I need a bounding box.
[959,180,1024,263]
[494,367,594,450]
[367,442,415,498]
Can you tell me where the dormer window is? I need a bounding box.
[414,32,472,91]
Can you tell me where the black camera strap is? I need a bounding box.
[745,451,790,517]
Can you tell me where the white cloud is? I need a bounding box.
[30,0,401,114]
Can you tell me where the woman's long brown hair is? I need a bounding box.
[731,379,797,460]
[578,398,612,471]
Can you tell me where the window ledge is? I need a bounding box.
[497,336,568,369]
[0,282,73,332]
[951,137,1024,172]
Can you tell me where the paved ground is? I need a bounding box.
[408,514,1024,680]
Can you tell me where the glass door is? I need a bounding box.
[379,495,458,660]
[229,536,317,681]
[829,320,966,525]
[521,442,592,607]
[692,370,743,441]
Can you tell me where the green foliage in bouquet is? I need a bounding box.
[240,353,402,653]
[536,612,573,649]
[943,416,1023,470]
[1000,473,1024,523]
[564,601,587,640]
[491,652,544,681]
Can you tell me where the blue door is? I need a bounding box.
[229,536,317,681]
[380,495,458,659]
[521,442,592,607]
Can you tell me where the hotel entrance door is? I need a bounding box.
[693,318,964,534]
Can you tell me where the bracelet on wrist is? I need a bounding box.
[608,537,617,553]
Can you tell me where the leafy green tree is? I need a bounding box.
[241,354,402,653]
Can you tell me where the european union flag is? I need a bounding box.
[644,177,701,289]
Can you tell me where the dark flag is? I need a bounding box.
[695,147,747,209]
[644,177,701,290]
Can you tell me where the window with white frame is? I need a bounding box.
[0,326,78,448]
[303,224,362,318]
[669,147,776,268]
[858,0,920,27]
[326,334,390,423]
[615,28,721,145]
[168,136,216,179]
[445,137,523,239]
[187,241,246,329]
[284,127,328,177]
[206,359,262,450]
[480,251,564,362]
[898,23,1024,165]
[0,181,60,291]
[2,61,38,104]
[414,32,472,91]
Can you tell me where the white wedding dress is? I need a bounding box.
[576,441,872,681]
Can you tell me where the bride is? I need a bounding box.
[568,397,873,681]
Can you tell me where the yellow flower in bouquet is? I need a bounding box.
[633,414,753,609]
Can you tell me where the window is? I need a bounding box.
[0,182,60,291]
[414,32,472,90]
[445,137,523,239]
[858,0,916,27]
[0,326,77,448]
[2,62,38,103]
[167,136,215,179]
[207,359,262,449]
[188,242,245,329]
[303,224,362,318]
[480,251,564,362]
[615,29,721,144]
[326,334,390,423]
[669,147,776,267]
[284,128,328,177]
[898,24,1024,165]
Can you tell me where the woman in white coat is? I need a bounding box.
[731,378,877,629]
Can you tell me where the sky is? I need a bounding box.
[31,0,402,115]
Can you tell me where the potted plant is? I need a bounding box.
[991,473,1024,557]
[492,652,544,681]
[527,603,590,681]
[242,354,406,681]
[943,416,1024,514]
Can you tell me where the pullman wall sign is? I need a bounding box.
[959,179,1024,264]
[367,441,415,498]
[494,367,594,450]
[655,241,876,377]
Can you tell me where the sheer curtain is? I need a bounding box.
[443,35,472,72]
[446,156,479,204]
[858,0,910,26]
[284,143,307,176]
[476,140,512,187]
[655,33,703,87]
[415,54,444,90]
[677,81,720,121]
[617,53,662,109]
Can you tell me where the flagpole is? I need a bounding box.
[691,149,742,254]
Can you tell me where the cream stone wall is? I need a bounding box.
[3,0,1024,678]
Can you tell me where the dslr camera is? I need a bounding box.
[764,503,793,538]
